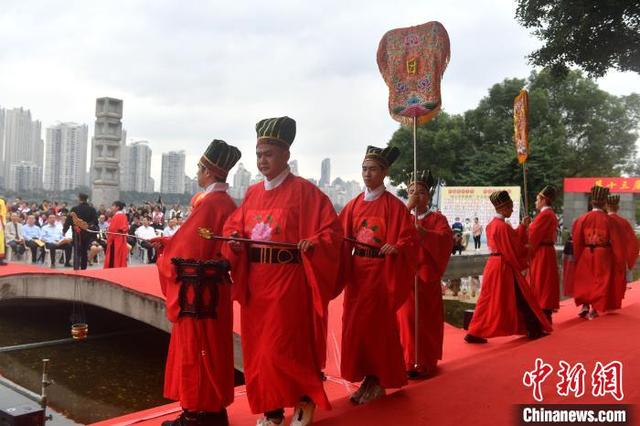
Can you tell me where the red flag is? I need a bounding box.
[514,89,529,164]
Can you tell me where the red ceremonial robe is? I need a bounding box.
[527,208,560,310]
[397,211,452,373]
[104,211,129,268]
[157,190,237,412]
[339,191,417,389]
[572,209,625,312]
[468,217,552,338]
[222,174,342,414]
[607,213,638,307]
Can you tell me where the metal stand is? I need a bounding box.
[41,359,53,425]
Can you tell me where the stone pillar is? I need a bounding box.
[618,193,636,226]
[562,192,589,231]
[90,98,122,208]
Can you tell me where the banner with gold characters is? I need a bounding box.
[513,89,529,164]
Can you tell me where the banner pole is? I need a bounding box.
[522,161,529,216]
[412,116,421,372]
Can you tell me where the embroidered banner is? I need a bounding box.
[377,21,450,126]
[514,89,529,164]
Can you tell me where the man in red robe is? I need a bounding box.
[465,190,552,344]
[572,186,625,319]
[606,194,638,308]
[527,185,560,323]
[339,145,417,404]
[156,139,241,426]
[223,116,342,426]
[398,170,452,379]
[104,201,129,268]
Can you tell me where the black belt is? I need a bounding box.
[540,242,555,246]
[249,246,300,264]
[353,247,384,258]
[489,252,502,256]
[586,243,611,250]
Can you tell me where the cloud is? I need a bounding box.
[0,0,637,188]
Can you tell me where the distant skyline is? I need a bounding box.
[1,0,638,188]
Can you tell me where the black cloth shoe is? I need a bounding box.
[162,409,229,426]
[527,330,549,340]
[578,304,590,318]
[0,260,7,266]
[464,334,487,344]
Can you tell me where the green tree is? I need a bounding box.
[387,69,640,213]
[515,0,640,77]
[388,111,468,186]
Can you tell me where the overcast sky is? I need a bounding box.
[1,0,638,188]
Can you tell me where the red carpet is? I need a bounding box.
[1,263,636,425]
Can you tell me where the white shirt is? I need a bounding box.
[204,182,229,193]
[264,167,290,191]
[495,213,505,220]
[364,184,385,202]
[163,225,178,237]
[135,225,157,240]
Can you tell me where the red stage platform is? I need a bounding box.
[1,263,636,425]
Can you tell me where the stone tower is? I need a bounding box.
[90,97,122,207]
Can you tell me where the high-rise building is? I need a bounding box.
[9,161,42,192]
[119,129,130,191]
[44,122,88,191]
[319,158,331,187]
[32,121,44,172]
[129,141,153,193]
[230,162,251,199]
[288,160,298,176]
[90,97,123,206]
[184,175,199,194]
[2,107,44,189]
[0,108,5,186]
[160,150,186,194]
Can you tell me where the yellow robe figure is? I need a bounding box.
[0,198,6,261]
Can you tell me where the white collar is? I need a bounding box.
[495,213,505,220]
[364,184,385,202]
[411,210,431,220]
[592,208,603,212]
[204,182,229,193]
[541,206,552,212]
[264,167,290,191]
[114,210,125,215]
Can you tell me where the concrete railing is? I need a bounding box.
[0,274,244,372]
[443,248,640,280]
[443,249,564,280]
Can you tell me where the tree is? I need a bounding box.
[388,111,468,187]
[387,69,640,213]
[515,0,640,77]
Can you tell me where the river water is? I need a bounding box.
[0,299,212,424]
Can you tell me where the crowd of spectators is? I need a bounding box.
[3,197,191,267]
